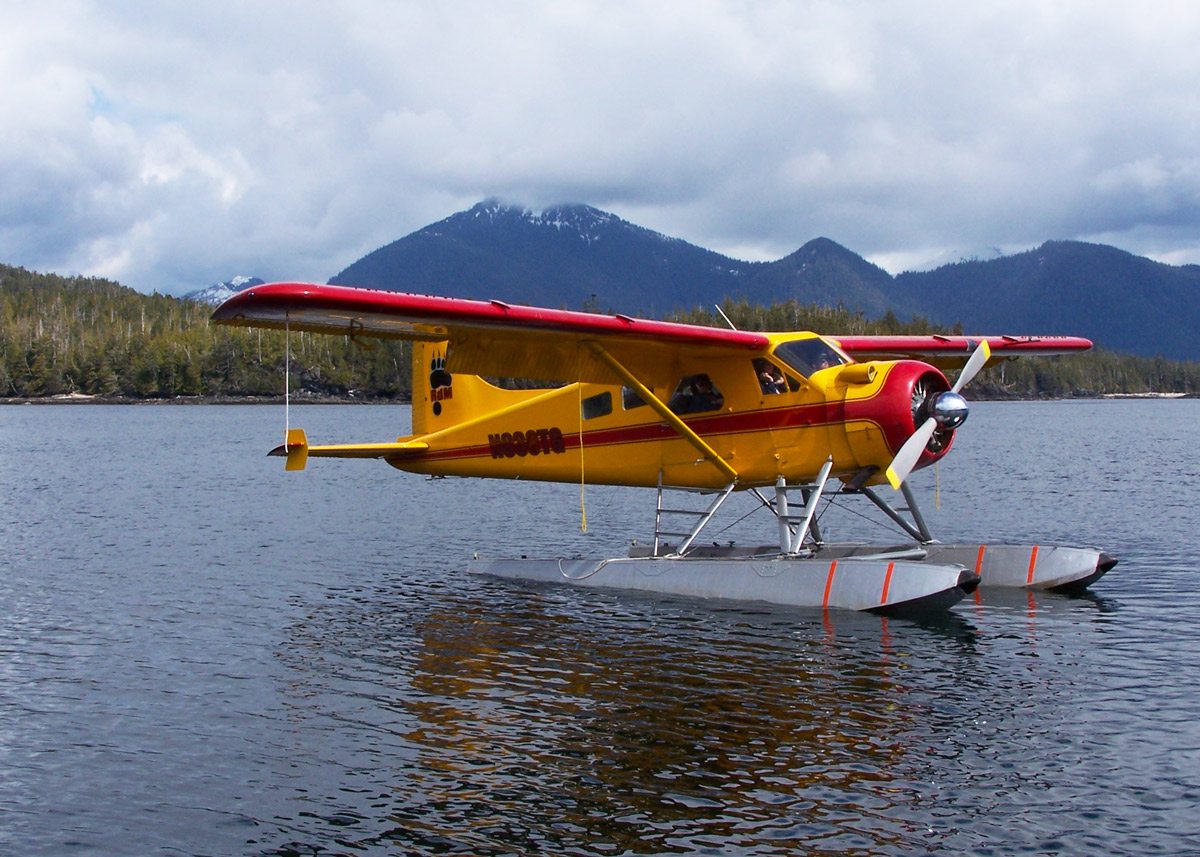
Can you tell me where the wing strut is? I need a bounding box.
[582,340,739,483]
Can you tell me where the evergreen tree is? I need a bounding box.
[3,262,1198,400]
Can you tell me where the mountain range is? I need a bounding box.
[328,201,915,321]
[194,200,1200,360]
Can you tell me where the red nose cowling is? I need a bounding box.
[858,361,956,475]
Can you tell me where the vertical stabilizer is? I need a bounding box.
[412,340,550,436]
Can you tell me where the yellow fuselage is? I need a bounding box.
[392,346,913,489]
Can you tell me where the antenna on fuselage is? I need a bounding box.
[714,304,737,331]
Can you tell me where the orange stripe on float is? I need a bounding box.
[1026,545,1040,585]
[973,544,987,603]
[880,561,895,604]
[822,561,838,609]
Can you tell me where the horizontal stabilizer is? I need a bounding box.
[269,430,427,468]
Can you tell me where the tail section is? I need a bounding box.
[267,341,549,472]
[269,426,429,468]
[412,340,551,435]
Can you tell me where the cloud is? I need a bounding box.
[3,0,1200,293]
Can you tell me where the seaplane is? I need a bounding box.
[211,282,1116,615]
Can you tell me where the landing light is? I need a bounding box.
[840,363,877,384]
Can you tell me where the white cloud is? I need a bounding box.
[3,0,1200,293]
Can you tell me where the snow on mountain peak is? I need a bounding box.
[184,276,265,305]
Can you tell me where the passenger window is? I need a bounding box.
[667,374,724,414]
[753,358,788,395]
[581,391,613,420]
[621,386,646,410]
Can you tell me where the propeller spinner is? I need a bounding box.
[884,341,991,489]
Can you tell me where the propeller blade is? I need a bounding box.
[951,339,991,394]
[884,417,938,490]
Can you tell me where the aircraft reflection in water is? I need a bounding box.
[265,547,1133,856]
[213,283,1115,614]
[332,592,962,853]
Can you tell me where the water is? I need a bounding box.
[1,400,1198,856]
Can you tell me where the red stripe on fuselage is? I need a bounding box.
[399,397,876,463]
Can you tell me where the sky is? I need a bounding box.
[4,0,1200,296]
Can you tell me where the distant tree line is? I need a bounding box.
[2,264,1197,400]
[0,265,410,399]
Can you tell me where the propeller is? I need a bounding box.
[884,340,991,489]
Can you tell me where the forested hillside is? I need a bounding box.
[2,264,1198,400]
[890,241,1200,361]
[0,265,411,399]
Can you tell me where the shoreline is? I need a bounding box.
[0,393,411,405]
[2,392,1194,405]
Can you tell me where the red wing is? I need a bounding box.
[211,284,1092,382]
[832,334,1092,370]
[211,282,769,385]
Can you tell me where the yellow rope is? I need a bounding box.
[577,349,587,533]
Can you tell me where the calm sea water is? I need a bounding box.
[1,400,1198,856]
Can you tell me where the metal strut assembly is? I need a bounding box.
[653,473,737,557]
[769,457,833,555]
[857,481,936,544]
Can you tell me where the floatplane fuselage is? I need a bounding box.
[212,283,1115,614]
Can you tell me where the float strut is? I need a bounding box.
[859,484,935,543]
[775,457,832,554]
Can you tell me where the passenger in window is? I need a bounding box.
[754,359,786,394]
[668,374,724,414]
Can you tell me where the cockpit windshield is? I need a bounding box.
[773,337,847,378]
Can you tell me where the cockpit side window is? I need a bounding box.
[773,338,846,378]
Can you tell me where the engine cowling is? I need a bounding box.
[871,361,959,472]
